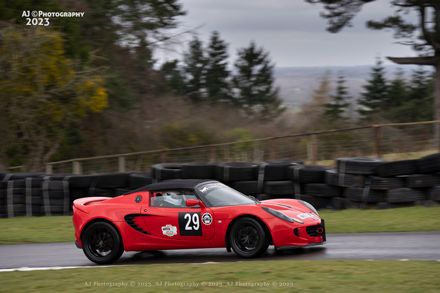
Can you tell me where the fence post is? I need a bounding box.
[374,126,383,158]
[311,134,318,164]
[270,138,277,160]
[45,164,53,175]
[161,151,167,163]
[73,160,82,175]
[118,156,126,172]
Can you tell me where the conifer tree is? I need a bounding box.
[357,58,388,120]
[385,68,408,111]
[182,36,207,102]
[401,67,433,122]
[159,59,187,95]
[323,74,351,122]
[205,31,231,103]
[231,42,284,120]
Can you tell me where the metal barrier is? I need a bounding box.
[8,120,440,175]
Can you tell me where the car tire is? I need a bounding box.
[373,159,418,177]
[418,152,440,173]
[336,157,385,175]
[82,221,124,264]
[325,169,365,188]
[230,181,259,195]
[369,176,405,190]
[229,217,269,258]
[215,162,258,182]
[386,188,426,203]
[405,174,440,188]
[287,164,330,183]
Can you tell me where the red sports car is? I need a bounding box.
[73,179,326,264]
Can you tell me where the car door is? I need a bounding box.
[142,189,215,241]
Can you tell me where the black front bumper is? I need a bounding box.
[75,240,82,249]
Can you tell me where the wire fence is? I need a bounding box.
[8,120,440,175]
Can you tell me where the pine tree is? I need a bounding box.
[159,59,187,95]
[357,58,388,120]
[385,68,408,112]
[323,74,350,122]
[182,37,207,102]
[398,67,433,122]
[231,42,284,120]
[205,31,231,103]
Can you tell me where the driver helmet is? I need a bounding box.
[163,192,182,206]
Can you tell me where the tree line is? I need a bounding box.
[159,32,284,120]
[320,59,433,124]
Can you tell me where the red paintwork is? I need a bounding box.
[73,191,324,252]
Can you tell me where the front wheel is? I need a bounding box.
[229,217,269,258]
[82,222,124,264]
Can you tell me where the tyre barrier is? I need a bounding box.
[2,152,440,218]
[0,172,152,218]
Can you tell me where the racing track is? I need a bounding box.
[1,231,439,270]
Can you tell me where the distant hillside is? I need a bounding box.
[274,65,429,109]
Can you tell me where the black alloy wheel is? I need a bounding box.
[82,222,124,264]
[229,217,269,258]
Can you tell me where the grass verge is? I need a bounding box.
[1,260,439,292]
[0,206,439,245]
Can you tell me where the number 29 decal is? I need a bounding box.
[178,212,202,236]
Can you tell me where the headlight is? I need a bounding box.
[299,200,319,216]
[261,207,303,224]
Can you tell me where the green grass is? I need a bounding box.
[0,206,439,245]
[0,215,74,244]
[318,206,440,233]
[1,260,439,292]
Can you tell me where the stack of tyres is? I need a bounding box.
[372,158,434,209]
[41,180,70,216]
[0,178,44,217]
[182,162,216,179]
[0,181,7,218]
[152,163,183,182]
[255,160,303,201]
[329,157,385,209]
[290,165,334,209]
[216,162,259,195]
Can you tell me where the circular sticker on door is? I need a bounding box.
[202,213,213,225]
[135,195,142,203]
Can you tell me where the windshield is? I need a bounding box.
[196,182,256,207]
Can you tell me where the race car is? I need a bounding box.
[73,179,326,264]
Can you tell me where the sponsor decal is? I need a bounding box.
[199,183,225,193]
[161,224,177,237]
[202,213,213,225]
[297,213,320,220]
[135,195,142,203]
[297,213,312,220]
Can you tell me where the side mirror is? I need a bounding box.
[186,199,200,207]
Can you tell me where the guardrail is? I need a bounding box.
[8,120,440,175]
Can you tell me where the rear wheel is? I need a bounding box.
[229,218,269,258]
[82,222,124,264]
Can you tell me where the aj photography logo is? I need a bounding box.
[22,10,85,26]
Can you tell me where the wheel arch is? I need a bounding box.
[80,218,125,250]
[224,214,272,252]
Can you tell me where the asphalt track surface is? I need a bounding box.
[1,231,439,270]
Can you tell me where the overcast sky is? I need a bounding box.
[157,0,419,68]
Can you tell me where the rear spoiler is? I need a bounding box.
[73,197,111,214]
